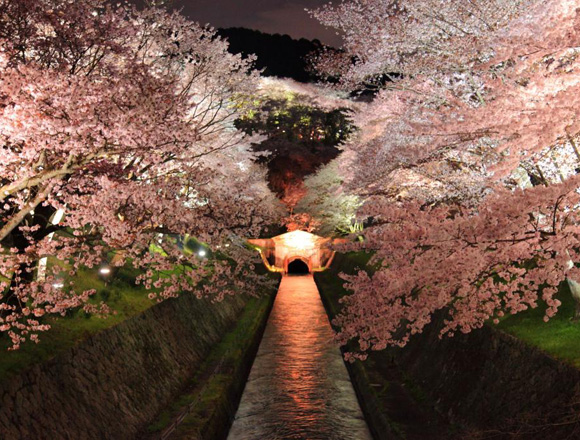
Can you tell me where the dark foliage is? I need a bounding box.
[236,97,354,198]
[217,27,328,83]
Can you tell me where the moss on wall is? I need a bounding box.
[145,288,278,440]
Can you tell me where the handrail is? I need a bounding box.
[257,249,284,273]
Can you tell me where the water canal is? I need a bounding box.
[227,275,372,440]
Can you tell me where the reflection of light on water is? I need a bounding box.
[273,283,326,425]
[228,275,371,440]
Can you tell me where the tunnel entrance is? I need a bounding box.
[287,259,310,275]
[248,230,341,273]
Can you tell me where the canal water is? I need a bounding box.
[227,275,372,440]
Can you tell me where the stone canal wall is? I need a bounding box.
[316,252,580,439]
[394,315,580,437]
[0,292,248,440]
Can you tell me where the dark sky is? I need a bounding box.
[173,0,343,46]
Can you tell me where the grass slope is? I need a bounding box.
[496,281,580,368]
[319,250,580,368]
[0,265,152,383]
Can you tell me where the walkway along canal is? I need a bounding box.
[227,275,372,440]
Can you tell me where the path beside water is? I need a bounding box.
[227,275,372,440]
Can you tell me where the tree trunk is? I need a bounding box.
[1,203,57,315]
[567,278,580,321]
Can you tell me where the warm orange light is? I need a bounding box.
[276,230,317,251]
[249,231,336,273]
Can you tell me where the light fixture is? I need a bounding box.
[52,282,64,289]
[198,250,207,257]
[99,267,111,275]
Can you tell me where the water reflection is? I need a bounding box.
[228,275,371,440]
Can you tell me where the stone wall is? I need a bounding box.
[317,252,580,439]
[393,316,580,438]
[0,293,248,440]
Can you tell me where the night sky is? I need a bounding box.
[173,0,343,46]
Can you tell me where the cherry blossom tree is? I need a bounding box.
[295,153,363,236]
[0,0,283,348]
[312,0,580,359]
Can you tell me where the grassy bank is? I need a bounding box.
[496,281,580,368]
[0,233,255,384]
[321,250,580,369]
[0,264,153,383]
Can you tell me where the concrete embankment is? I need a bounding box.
[0,288,273,440]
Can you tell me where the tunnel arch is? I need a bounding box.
[286,256,311,274]
[248,231,342,273]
